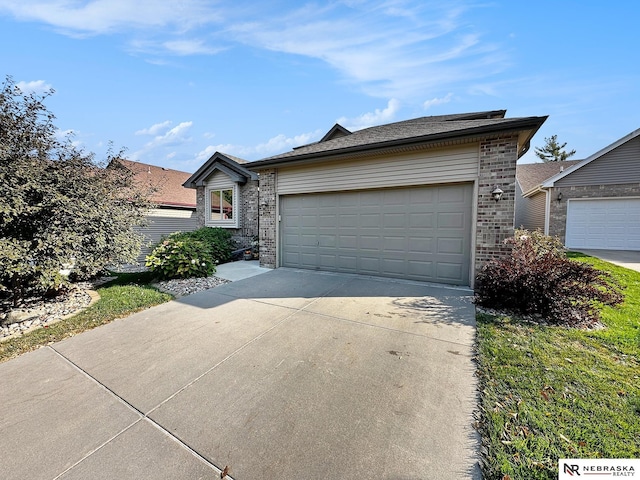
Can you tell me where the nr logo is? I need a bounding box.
[564,463,581,476]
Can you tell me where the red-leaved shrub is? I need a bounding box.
[475,230,623,327]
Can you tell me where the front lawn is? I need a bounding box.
[0,271,172,363]
[476,252,640,479]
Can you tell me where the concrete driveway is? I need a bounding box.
[578,249,640,273]
[0,269,480,479]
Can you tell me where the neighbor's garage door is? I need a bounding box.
[566,198,640,250]
[280,184,473,285]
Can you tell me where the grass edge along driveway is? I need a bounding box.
[476,252,640,480]
[0,272,172,363]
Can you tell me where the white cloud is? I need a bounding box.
[194,129,323,162]
[194,145,219,163]
[337,99,401,131]
[423,92,453,110]
[146,121,193,147]
[131,120,193,161]
[229,2,502,99]
[2,1,505,100]
[16,79,52,94]
[162,39,225,56]
[135,120,172,136]
[0,0,221,35]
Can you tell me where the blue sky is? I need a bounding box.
[1,0,638,172]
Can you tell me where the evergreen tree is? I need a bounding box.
[534,135,576,162]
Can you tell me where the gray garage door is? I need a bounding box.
[280,184,473,285]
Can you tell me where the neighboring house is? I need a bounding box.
[119,159,198,262]
[516,128,640,251]
[515,160,581,231]
[183,152,259,248]
[188,110,545,287]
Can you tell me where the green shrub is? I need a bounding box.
[169,227,234,264]
[145,238,215,279]
[145,227,235,280]
[475,229,623,327]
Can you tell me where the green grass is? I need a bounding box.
[476,252,640,479]
[0,271,172,363]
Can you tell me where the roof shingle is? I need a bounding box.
[118,159,196,208]
[516,160,582,194]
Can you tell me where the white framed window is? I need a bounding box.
[206,184,238,228]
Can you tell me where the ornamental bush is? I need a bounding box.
[145,227,234,279]
[169,227,234,264]
[475,229,623,327]
[145,238,215,280]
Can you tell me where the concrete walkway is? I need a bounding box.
[0,268,480,480]
[578,249,640,273]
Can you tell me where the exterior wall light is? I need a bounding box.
[557,192,563,202]
[491,186,504,202]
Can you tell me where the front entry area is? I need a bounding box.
[280,183,473,285]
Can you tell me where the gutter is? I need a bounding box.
[247,116,548,170]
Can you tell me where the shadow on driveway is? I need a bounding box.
[0,268,481,480]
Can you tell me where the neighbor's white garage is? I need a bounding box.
[565,198,640,250]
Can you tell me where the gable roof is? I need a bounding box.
[118,159,196,208]
[319,123,352,143]
[183,151,257,189]
[248,110,546,169]
[516,160,582,196]
[541,127,640,188]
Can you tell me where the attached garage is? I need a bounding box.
[280,184,473,285]
[565,198,640,250]
[244,110,547,287]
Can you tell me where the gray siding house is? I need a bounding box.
[120,160,199,262]
[203,109,546,287]
[515,128,640,251]
[515,160,581,231]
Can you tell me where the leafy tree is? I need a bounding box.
[534,134,576,162]
[0,76,153,304]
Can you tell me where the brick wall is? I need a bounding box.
[194,182,259,249]
[475,135,519,274]
[548,183,640,242]
[232,181,259,247]
[195,186,206,227]
[258,169,277,268]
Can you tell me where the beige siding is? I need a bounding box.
[556,136,640,187]
[136,208,198,262]
[277,144,479,195]
[515,191,546,231]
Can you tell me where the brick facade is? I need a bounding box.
[548,183,640,242]
[195,181,260,249]
[475,135,519,274]
[258,169,277,268]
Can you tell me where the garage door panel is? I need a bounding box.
[381,258,405,274]
[281,184,472,285]
[438,238,464,255]
[437,263,463,281]
[408,237,434,253]
[360,257,381,272]
[566,198,640,251]
[437,212,465,228]
[409,213,434,228]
